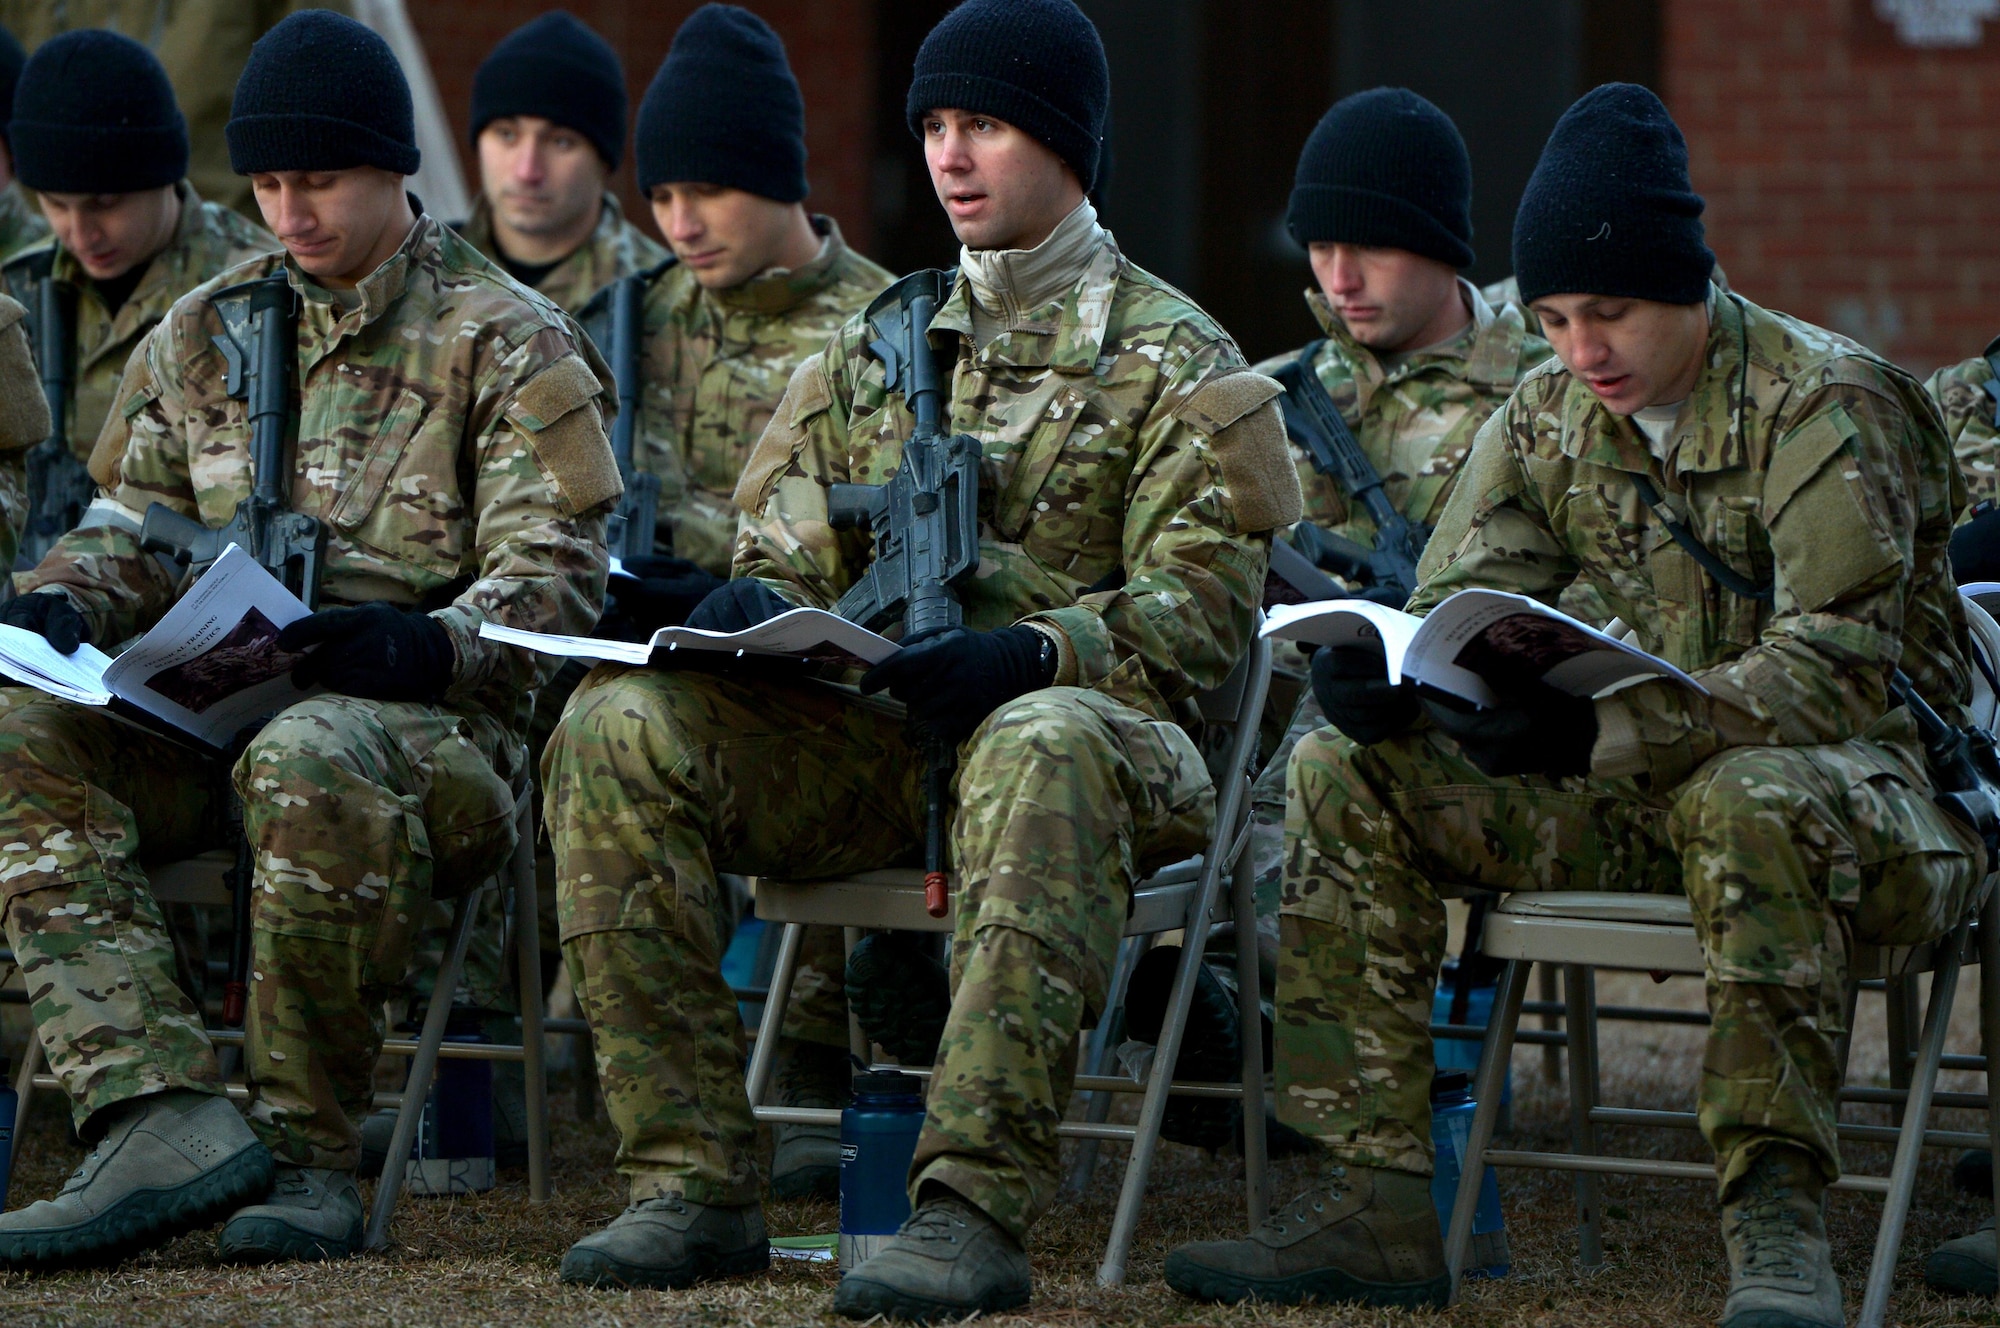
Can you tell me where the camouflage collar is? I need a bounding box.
[455,188,628,260]
[708,215,852,316]
[1305,278,1522,400]
[931,231,1121,373]
[288,211,440,330]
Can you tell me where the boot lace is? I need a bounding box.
[1266,1169,1351,1237]
[900,1200,973,1246]
[630,1195,689,1218]
[1728,1176,1807,1279]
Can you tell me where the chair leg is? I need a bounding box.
[1447,958,1528,1300]
[743,923,805,1111]
[1061,934,1143,1203]
[1538,962,1562,1083]
[1563,964,1604,1268]
[11,1032,37,1140]
[365,883,487,1251]
[1230,844,1271,1228]
[509,802,550,1204]
[1885,973,1918,1125]
[1858,937,1967,1328]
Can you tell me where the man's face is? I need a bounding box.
[39,186,180,282]
[1531,293,1710,415]
[1308,243,1463,352]
[249,167,411,287]
[650,184,803,290]
[920,108,1079,251]
[477,115,607,240]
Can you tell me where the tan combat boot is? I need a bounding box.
[770,1039,849,1201]
[833,1189,1032,1322]
[1164,1165,1449,1308]
[1720,1147,1844,1328]
[216,1167,364,1263]
[559,1193,768,1289]
[1926,1215,1998,1296]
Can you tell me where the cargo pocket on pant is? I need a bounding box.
[359,798,432,990]
[1844,769,1983,947]
[414,718,519,897]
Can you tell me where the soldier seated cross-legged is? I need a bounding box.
[0,11,617,1271]
[1164,84,1987,1328]
[541,0,1301,1317]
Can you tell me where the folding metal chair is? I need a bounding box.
[7,771,552,1248]
[744,624,1274,1287]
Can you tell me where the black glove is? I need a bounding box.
[1309,644,1417,745]
[278,602,456,703]
[601,555,729,641]
[859,624,1057,747]
[683,578,792,634]
[0,591,87,654]
[1421,679,1598,779]
[1953,500,2000,584]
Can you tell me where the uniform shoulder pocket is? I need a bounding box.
[1174,369,1301,532]
[506,352,619,517]
[327,387,427,531]
[734,354,831,516]
[1767,402,1903,612]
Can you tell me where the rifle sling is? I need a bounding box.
[1630,471,1774,604]
[1286,340,1393,506]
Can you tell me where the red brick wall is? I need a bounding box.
[1668,0,2000,374]
[405,2,876,255]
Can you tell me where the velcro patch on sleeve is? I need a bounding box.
[508,354,621,515]
[1174,368,1285,435]
[1178,370,1302,532]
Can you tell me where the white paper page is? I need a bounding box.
[1404,589,1706,705]
[102,545,317,747]
[481,606,902,668]
[0,623,115,705]
[1259,600,1423,683]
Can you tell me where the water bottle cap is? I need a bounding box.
[853,1070,923,1096]
[1430,1069,1471,1102]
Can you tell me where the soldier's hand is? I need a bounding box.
[1421,679,1597,779]
[278,602,456,703]
[1310,645,1416,745]
[683,579,792,634]
[859,624,1057,747]
[0,591,88,654]
[602,556,728,641]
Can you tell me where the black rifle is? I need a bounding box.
[579,259,674,562]
[15,264,92,569]
[139,273,326,1026]
[1271,341,1427,602]
[828,271,981,917]
[1892,669,2000,859]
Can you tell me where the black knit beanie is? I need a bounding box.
[1287,88,1473,269]
[1512,83,1714,306]
[905,0,1108,191]
[636,5,806,201]
[227,10,420,177]
[11,29,188,195]
[472,11,626,169]
[0,25,25,152]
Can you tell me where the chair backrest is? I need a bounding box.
[1961,590,2000,731]
[1193,615,1272,788]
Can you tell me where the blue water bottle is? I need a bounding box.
[1430,1070,1509,1278]
[839,1070,926,1270]
[0,1053,16,1212]
[408,1014,495,1196]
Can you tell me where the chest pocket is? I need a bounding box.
[989,380,1091,542]
[327,387,466,578]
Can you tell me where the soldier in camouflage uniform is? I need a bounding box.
[0,292,52,566]
[542,0,1299,1316]
[1168,85,1984,1328]
[0,11,616,1270]
[451,12,667,317]
[1927,341,2000,509]
[2,30,275,472]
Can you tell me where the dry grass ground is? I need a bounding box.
[4,967,2000,1327]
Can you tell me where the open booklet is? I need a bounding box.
[0,544,317,748]
[1262,588,1706,708]
[479,606,901,670]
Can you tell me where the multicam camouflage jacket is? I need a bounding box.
[454,190,668,317]
[1923,338,2000,510]
[2,181,276,463]
[16,214,621,735]
[623,216,890,575]
[1411,288,1972,790]
[0,294,55,568]
[1252,281,1550,542]
[733,229,1303,721]
[0,183,48,265]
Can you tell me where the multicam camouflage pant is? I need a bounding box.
[1278,716,1982,1196]
[543,664,1213,1239]
[0,687,520,1166]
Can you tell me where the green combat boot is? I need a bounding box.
[0,1090,273,1267]
[216,1168,363,1263]
[1720,1148,1844,1328]
[770,1040,849,1201]
[833,1189,1031,1322]
[1163,1166,1449,1308]
[1925,1215,1997,1296]
[558,1194,768,1289]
